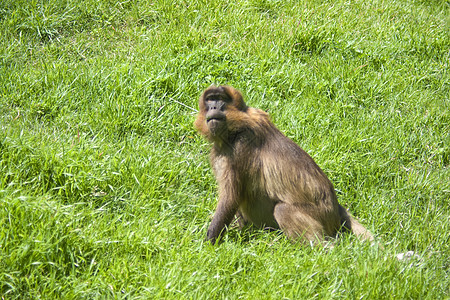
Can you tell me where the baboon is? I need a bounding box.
[194,85,374,245]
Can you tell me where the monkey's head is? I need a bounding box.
[194,86,248,140]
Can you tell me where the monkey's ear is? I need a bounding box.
[220,86,247,111]
[194,111,210,137]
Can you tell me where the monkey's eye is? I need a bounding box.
[205,94,231,103]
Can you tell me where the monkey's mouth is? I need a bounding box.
[206,116,226,134]
[206,116,225,124]
[206,116,225,122]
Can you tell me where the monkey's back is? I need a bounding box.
[238,117,342,235]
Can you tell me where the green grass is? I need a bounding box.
[1,0,449,298]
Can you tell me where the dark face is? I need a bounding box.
[204,89,230,136]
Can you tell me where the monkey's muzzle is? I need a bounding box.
[206,116,226,135]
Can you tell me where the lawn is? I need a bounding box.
[0,0,449,298]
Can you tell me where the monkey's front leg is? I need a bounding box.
[206,196,239,244]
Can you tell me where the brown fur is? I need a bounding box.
[195,85,374,244]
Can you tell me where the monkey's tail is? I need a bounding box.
[347,214,374,242]
[339,205,374,242]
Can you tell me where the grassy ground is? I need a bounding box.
[1,0,449,298]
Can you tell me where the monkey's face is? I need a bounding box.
[205,94,228,136]
[195,86,248,140]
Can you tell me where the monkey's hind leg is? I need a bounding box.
[273,203,326,244]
